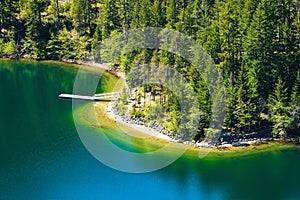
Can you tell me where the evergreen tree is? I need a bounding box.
[291,70,300,131]
[268,77,292,137]
[195,0,212,43]
[217,0,243,79]
[22,0,50,58]
[244,0,278,98]
[0,0,19,35]
[71,0,96,35]
[165,0,178,29]
[137,0,152,27]
[98,0,121,41]
[151,0,165,27]
[233,66,247,133]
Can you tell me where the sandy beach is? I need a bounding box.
[106,101,173,141]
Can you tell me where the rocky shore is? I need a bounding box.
[106,101,173,141]
[106,101,274,148]
[106,100,300,149]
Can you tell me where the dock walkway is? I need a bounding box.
[59,92,120,101]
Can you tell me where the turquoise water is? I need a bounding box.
[1,61,300,200]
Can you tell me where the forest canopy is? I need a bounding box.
[0,0,299,138]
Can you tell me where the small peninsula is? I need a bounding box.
[1,0,299,152]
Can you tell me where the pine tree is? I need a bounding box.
[233,66,247,133]
[195,0,212,43]
[92,23,102,49]
[291,70,300,131]
[202,1,221,67]
[151,0,165,27]
[71,0,96,35]
[217,0,243,80]
[268,77,292,137]
[21,0,51,58]
[0,0,19,35]
[272,0,299,90]
[244,61,262,132]
[98,0,120,41]
[165,0,178,29]
[138,0,152,27]
[224,71,238,130]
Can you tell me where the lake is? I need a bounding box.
[1,60,300,200]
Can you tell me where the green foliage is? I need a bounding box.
[291,71,300,108]
[0,40,5,54]
[291,70,300,131]
[21,0,51,58]
[204,128,220,140]
[120,88,128,105]
[268,78,293,137]
[46,28,89,60]
[151,0,165,27]
[130,107,145,118]
[147,104,165,123]
[1,0,299,138]
[117,103,128,116]
[3,41,17,55]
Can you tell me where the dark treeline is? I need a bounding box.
[1,0,299,138]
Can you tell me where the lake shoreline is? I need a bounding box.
[106,101,173,141]
[4,58,300,155]
[105,98,300,151]
[92,101,300,159]
[0,57,122,78]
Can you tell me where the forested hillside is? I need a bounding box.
[1,0,299,137]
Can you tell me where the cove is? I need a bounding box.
[1,60,300,200]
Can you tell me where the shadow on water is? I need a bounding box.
[157,148,300,200]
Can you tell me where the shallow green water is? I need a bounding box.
[1,60,300,200]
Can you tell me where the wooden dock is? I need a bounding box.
[59,92,120,101]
